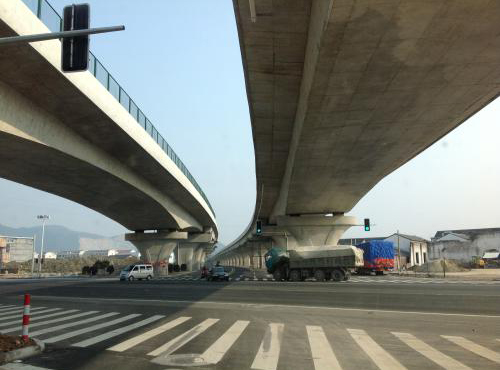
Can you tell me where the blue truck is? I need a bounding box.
[356,240,395,275]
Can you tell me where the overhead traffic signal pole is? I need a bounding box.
[0,3,124,73]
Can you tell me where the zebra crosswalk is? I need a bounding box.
[0,303,498,369]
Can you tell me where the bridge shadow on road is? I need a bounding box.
[0,266,257,369]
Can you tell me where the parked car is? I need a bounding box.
[207,266,229,281]
[120,264,154,281]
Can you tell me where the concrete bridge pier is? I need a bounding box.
[178,243,195,271]
[126,231,187,276]
[274,215,357,250]
[177,231,215,271]
[192,246,205,271]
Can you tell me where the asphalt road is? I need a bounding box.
[0,269,499,370]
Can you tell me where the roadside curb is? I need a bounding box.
[0,339,44,365]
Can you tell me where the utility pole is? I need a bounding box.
[37,215,49,278]
[30,234,36,278]
[397,230,401,275]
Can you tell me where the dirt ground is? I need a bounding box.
[0,334,35,352]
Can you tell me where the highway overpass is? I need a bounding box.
[0,0,216,273]
[213,0,500,267]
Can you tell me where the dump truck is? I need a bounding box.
[264,246,364,282]
[355,240,394,275]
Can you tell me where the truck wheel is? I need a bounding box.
[273,269,284,281]
[289,269,301,282]
[314,269,326,282]
[331,269,344,282]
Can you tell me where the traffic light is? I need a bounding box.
[256,220,262,235]
[364,218,370,231]
[62,4,90,72]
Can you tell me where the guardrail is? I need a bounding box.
[21,0,215,217]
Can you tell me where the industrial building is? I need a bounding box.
[0,236,34,264]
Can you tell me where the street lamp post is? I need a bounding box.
[37,215,49,278]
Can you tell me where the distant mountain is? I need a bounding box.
[0,224,132,253]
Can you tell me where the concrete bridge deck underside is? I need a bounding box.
[235,0,500,221]
[0,1,217,235]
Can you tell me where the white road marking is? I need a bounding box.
[0,308,63,324]
[0,310,98,333]
[200,320,250,364]
[393,332,472,370]
[43,314,141,343]
[442,335,500,364]
[29,312,119,337]
[72,315,164,347]
[148,318,219,357]
[0,306,19,313]
[29,309,79,321]
[108,316,191,352]
[347,329,407,370]
[251,323,284,370]
[306,325,342,370]
[0,306,46,316]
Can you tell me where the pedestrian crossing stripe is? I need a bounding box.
[307,325,342,370]
[73,315,164,348]
[108,316,190,352]
[347,328,407,370]
[442,335,500,364]
[1,305,499,370]
[251,323,284,370]
[0,310,99,333]
[393,332,472,370]
[149,318,219,357]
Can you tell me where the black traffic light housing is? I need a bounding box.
[364,218,370,231]
[62,4,90,72]
[256,220,262,235]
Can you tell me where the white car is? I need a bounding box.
[120,264,154,281]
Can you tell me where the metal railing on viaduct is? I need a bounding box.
[20,0,215,216]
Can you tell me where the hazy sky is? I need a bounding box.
[1,0,499,244]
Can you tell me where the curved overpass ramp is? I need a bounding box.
[214,0,500,267]
[0,0,216,272]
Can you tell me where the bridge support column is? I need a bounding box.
[178,243,196,271]
[192,246,204,271]
[126,231,187,276]
[177,230,215,272]
[274,215,357,250]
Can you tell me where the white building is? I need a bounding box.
[384,233,429,268]
[44,251,57,259]
[430,228,500,263]
[56,250,80,259]
[79,249,109,257]
[108,249,138,258]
